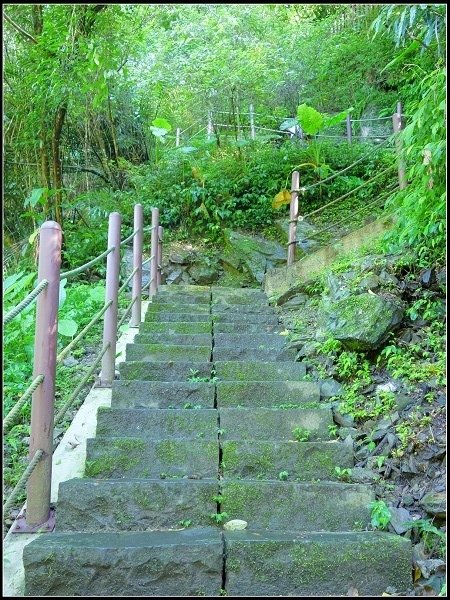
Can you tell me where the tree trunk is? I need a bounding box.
[52,104,67,227]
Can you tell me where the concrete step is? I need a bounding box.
[56,479,219,532]
[119,361,213,382]
[213,346,295,362]
[214,333,287,348]
[221,440,353,481]
[146,303,210,313]
[134,333,212,346]
[214,322,283,334]
[221,480,373,531]
[112,380,215,409]
[219,408,332,441]
[158,284,211,295]
[152,293,211,305]
[24,528,223,597]
[96,408,218,439]
[216,380,320,408]
[126,343,211,363]
[86,437,218,479]
[139,321,212,334]
[145,312,212,323]
[214,361,306,381]
[224,530,412,596]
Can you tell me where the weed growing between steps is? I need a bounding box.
[276,237,446,594]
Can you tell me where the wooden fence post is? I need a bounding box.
[176,128,180,148]
[157,225,163,288]
[99,212,121,386]
[207,111,213,140]
[131,204,143,328]
[392,101,407,189]
[26,221,62,528]
[287,171,300,266]
[249,104,255,140]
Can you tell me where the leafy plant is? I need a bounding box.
[179,519,193,528]
[210,512,229,524]
[369,500,391,530]
[278,471,289,481]
[292,427,311,442]
[334,467,352,482]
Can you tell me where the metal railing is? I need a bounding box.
[286,101,407,266]
[2,203,163,532]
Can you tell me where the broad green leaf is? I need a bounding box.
[58,318,78,337]
[24,188,47,208]
[151,117,172,132]
[279,118,298,131]
[296,104,323,135]
[323,107,353,129]
[3,271,25,294]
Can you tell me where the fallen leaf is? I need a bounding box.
[272,189,291,209]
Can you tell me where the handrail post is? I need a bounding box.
[26,221,62,528]
[346,113,352,144]
[392,100,407,189]
[131,204,143,328]
[99,212,121,386]
[287,171,300,266]
[157,225,164,288]
[207,111,213,140]
[176,127,180,148]
[150,207,159,298]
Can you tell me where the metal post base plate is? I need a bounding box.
[10,506,56,534]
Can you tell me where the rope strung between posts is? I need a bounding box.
[118,267,139,297]
[60,246,115,280]
[142,276,155,292]
[53,343,110,427]
[3,279,48,325]
[117,296,137,330]
[306,185,399,240]
[120,229,139,247]
[3,449,44,514]
[297,137,392,193]
[56,300,113,363]
[3,375,45,434]
[301,165,396,221]
[142,254,155,267]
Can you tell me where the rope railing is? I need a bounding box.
[56,300,113,363]
[120,228,139,247]
[142,276,155,292]
[60,246,115,280]
[117,296,137,330]
[53,343,110,427]
[3,374,45,434]
[118,267,138,296]
[298,137,392,193]
[301,165,396,221]
[3,450,44,514]
[3,279,48,325]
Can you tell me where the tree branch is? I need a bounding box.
[3,13,38,44]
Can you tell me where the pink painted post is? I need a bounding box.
[131,204,143,328]
[99,212,121,386]
[392,101,407,190]
[26,221,62,527]
[287,171,300,266]
[157,225,164,288]
[149,207,159,298]
[346,113,352,144]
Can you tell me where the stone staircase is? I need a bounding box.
[23,285,412,596]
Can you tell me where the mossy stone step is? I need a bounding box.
[126,343,211,362]
[111,381,215,409]
[214,322,283,334]
[211,305,275,315]
[214,333,287,348]
[159,284,211,293]
[216,381,320,408]
[140,321,212,334]
[24,528,223,597]
[153,293,211,305]
[213,346,295,362]
[212,313,279,325]
[119,361,213,381]
[224,530,412,597]
[134,333,212,346]
[96,408,218,439]
[56,479,219,532]
[219,408,332,441]
[86,437,218,479]
[146,302,210,313]
[145,312,212,323]
[221,480,373,531]
[214,361,306,381]
[221,440,352,481]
